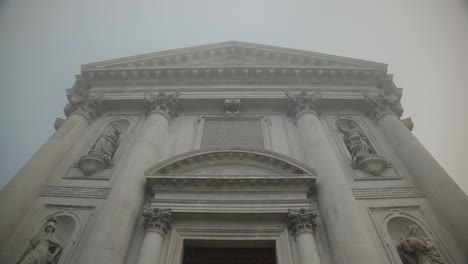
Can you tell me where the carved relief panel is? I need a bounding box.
[326,115,402,180]
[369,207,454,264]
[64,116,136,179]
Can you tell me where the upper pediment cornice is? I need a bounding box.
[81,41,387,71]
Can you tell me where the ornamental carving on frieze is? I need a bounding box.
[285,91,321,119]
[145,91,180,119]
[64,93,103,123]
[287,208,318,236]
[142,208,174,236]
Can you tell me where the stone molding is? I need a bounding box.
[146,148,317,176]
[145,91,180,119]
[285,91,321,119]
[352,187,423,200]
[147,175,316,193]
[142,208,173,236]
[40,186,111,199]
[287,208,318,236]
[224,98,241,115]
[364,93,404,122]
[64,94,103,123]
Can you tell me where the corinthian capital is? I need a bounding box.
[364,93,404,122]
[142,208,173,236]
[288,208,318,236]
[286,91,321,119]
[145,92,180,119]
[64,94,103,123]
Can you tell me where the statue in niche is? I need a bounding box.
[77,122,121,175]
[20,217,62,264]
[336,119,372,167]
[336,119,387,175]
[89,122,121,165]
[397,225,444,264]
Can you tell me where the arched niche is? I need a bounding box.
[335,117,388,176]
[380,212,452,264]
[77,117,131,176]
[16,214,77,264]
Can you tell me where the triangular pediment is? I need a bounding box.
[82,41,387,70]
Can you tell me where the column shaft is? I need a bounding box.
[77,113,170,264]
[296,113,381,264]
[136,231,164,264]
[377,114,468,245]
[296,232,321,264]
[0,114,89,246]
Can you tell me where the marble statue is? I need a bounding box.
[397,225,444,264]
[336,119,372,168]
[90,123,121,166]
[20,218,62,264]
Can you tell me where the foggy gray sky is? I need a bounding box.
[0,0,467,193]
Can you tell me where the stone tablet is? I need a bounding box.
[200,118,264,149]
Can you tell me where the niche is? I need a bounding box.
[77,118,131,176]
[17,215,76,264]
[335,118,387,176]
[387,217,445,264]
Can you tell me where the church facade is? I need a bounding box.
[0,41,467,264]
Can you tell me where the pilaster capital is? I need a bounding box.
[285,91,321,119]
[364,93,404,122]
[64,94,103,123]
[288,208,318,236]
[142,208,173,236]
[145,92,180,120]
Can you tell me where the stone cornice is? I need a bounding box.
[79,67,387,85]
[64,93,103,123]
[352,187,424,200]
[288,208,318,236]
[286,91,322,119]
[364,93,404,122]
[147,175,316,193]
[142,208,173,236]
[145,91,180,119]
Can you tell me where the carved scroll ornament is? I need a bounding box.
[145,91,180,119]
[285,91,321,119]
[63,94,103,123]
[142,208,174,236]
[287,208,318,236]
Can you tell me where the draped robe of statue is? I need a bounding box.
[20,227,61,264]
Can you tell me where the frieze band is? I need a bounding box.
[40,186,111,199]
[352,187,423,200]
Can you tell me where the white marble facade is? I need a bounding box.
[1,41,467,264]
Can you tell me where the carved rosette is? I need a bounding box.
[364,93,404,122]
[285,92,321,119]
[142,208,174,236]
[145,92,180,120]
[64,94,103,123]
[288,208,318,236]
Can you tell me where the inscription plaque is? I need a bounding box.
[200,118,264,149]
